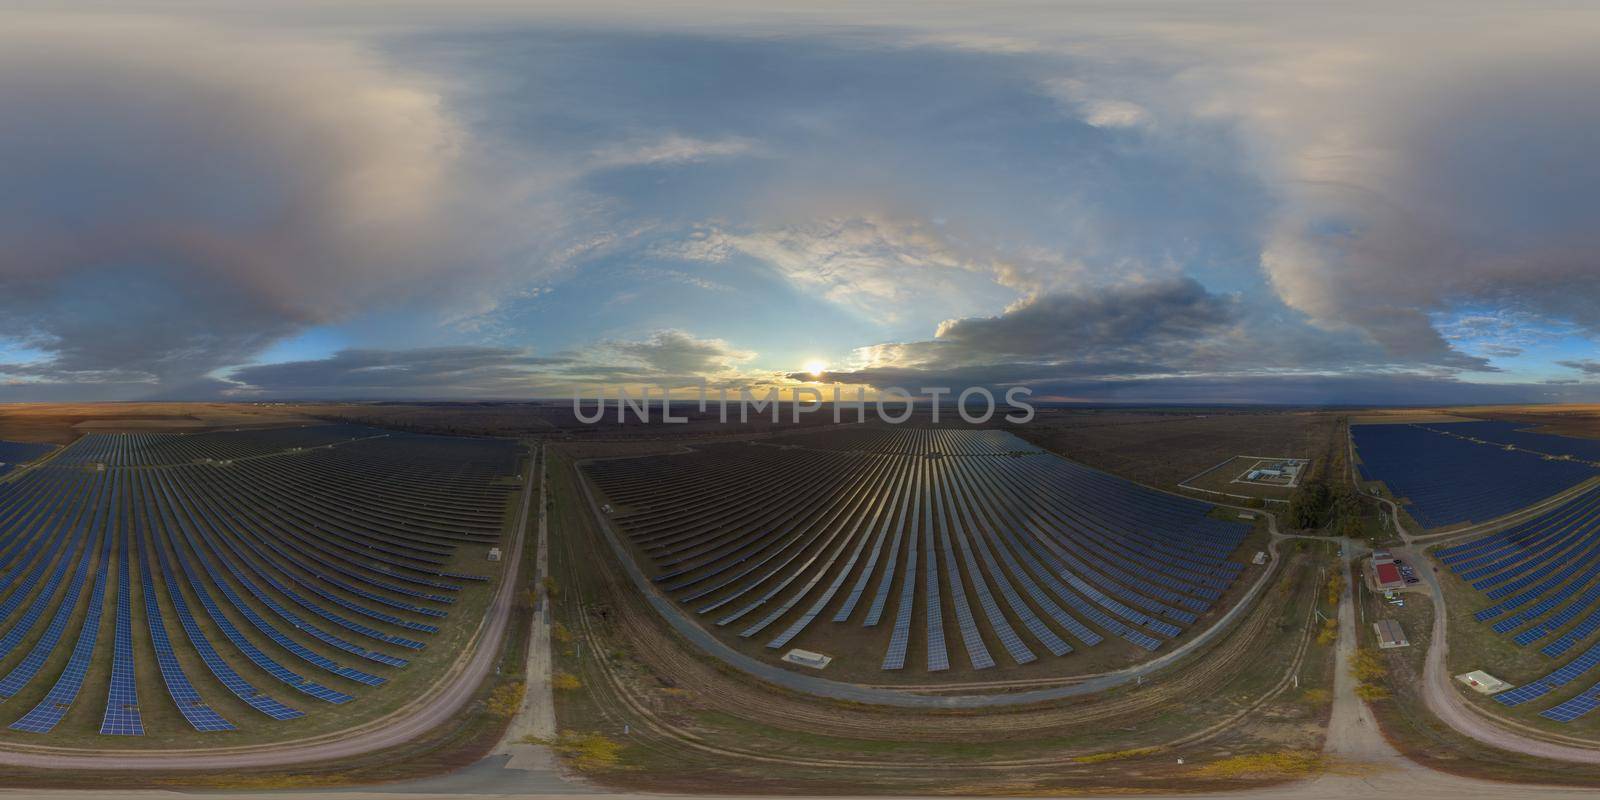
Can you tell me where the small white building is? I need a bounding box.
[782,649,833,670]
[1457,670,1511,694]
[1374,619,1409,648]
[487,547,502,562]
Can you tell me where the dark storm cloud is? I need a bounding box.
[0,19,530,400]
[930,278,1237,361]
[1258,43,1600,366]
[835,277,1438,389]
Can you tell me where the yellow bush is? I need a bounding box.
[552,730,625,770]
[487,681,525,717]
[1316,618,1338,646]
[1301,688,1332,705]
[1071,746,1161,764]
[551,622,574,644]
[1193,750,1325,778]
[1355,683,1391,701]
[1350,648,1387,682]
[552,671,583,691]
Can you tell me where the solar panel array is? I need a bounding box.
[0,441,54,480]
[584,427,1250,674]
[1352,424,1596,529]
[0,425,516,737]
[1437,484,1600,722]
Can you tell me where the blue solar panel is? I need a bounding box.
[1353,424,1596,529]
[134,510,235,732]
[588,428,1246,675]
[11,471,117,733]
[102,497,144,735]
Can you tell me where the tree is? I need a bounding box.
[1287,480,1334,530]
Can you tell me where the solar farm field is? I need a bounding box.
[0,424,521,745]
[0,441,55,480]
[1352,423,1598,529]
[1437,484,1600,725]
[581,427,1261,684]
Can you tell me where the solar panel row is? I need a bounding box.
[585,428,1249,675]
[0,425,518,736]
[1439,481,1600,722]
[1353,424,1596,529]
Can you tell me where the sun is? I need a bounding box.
[803,359,828,377]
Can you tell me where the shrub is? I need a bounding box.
[1350,648,1387,682]
[1072,746,1161,764]
[552,671,583,691]
[1355,683,1391,701]
[487,681,525,717]
[551,621,574,644]
[1193,750,1324,778]
[551,731,625,770]
[1316,624,1338,647]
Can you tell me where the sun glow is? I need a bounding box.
[803,360,827,377]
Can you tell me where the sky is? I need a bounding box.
[3,1,1600,405]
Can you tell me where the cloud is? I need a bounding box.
[657,216,1071,320]
[1477,344,1524,359]
[928,277,1235,361]
[0,17,544,398]
[603,329,755,377]
[1042,79,1151,128]
[1557,360,1600,376]
[226,346,573,397]
[589,134,760,169]
[224,330,758,398]
[1210,26,1600,367]
[822,275,1495,398]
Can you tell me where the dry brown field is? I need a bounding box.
[1008,409,1348,495]
[0,402,314,444]
[1441,404,1600,439]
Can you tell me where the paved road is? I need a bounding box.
[0,443,538,771]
